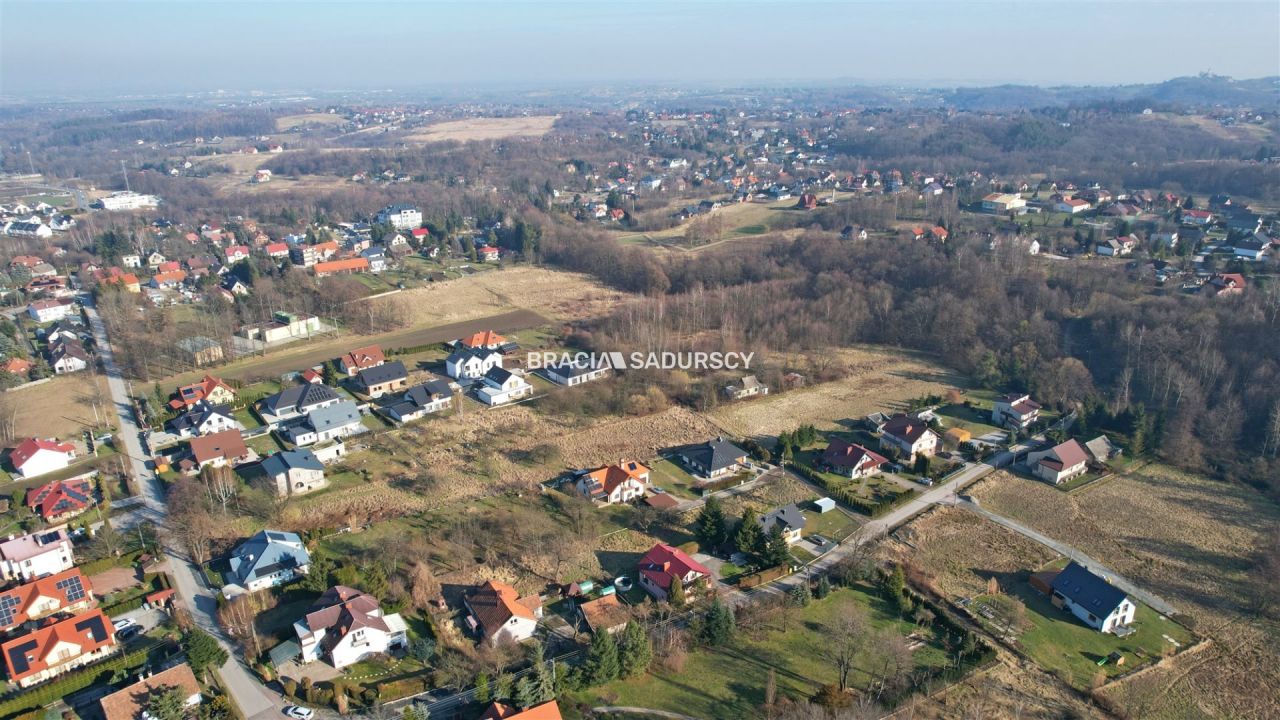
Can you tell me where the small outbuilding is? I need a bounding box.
[813,497,837,513]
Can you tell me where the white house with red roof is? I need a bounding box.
[1,608,117,687]
[819,438,887,478]
[637,543,711,602]
[464,580,543,645]
[266,242,290,259]
[26,477,95,522]
[26,299,75,324]
[9,438,76,479]
[1026,439,1090,485]
[574,460,650,505]
[338,345,386,376]
[478,245,500,262]
[879,413,940,461]
[294,586,407,668]
[224,245,251,264]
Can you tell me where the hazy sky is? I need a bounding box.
[2,0,1278,98]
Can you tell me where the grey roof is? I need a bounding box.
[261,448,324,477]
[758,503,807,534]
[447,346,501,365]
[168,401,233,434]
[484,365,515,384]
[386,380,451,416]
[357,360,407,388]
[683,437,747,473]
[263,382,339,415]
[306,401,360,433]
[228,530,309,585]
[1051,561,1129,616]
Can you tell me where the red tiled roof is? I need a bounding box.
[340,345,385,371]
[459,331,506,348]
[580,461,649,498]
[313,258,369,275]
[466,580,540,638]
[10,437,75,470]
[480,701,563,720]
[820,438,887,470]
[99,664,199,720]
[188,429,249,466]
[638,543,710,592]
[26,478,94,520]
[0,568,93,631]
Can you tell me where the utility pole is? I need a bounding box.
[121,161,131,193]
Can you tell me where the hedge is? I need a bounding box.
[789,462,918,517]
[697,472,751,495]
[738,565,789,589]
[79,550,144,577]
[387,343,440,357]
[0,642,165,719]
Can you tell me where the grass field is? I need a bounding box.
[647,457,701,499]
[3,373,116,440]
[392,265,631,324]
[404,115,558,143]
[706,346,965,441]
[275,113,347,131]
[573,584,950,718]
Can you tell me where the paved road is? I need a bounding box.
[952,499,1178,615]
[84,295,284,720]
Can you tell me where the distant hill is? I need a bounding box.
[944,74,1279,111]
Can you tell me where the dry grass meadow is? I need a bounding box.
[395,265,630,324]
[708,346,965,439]
[275,113,347,131]
[404,115,559,143]
[3,374,115,440]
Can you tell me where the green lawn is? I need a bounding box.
[934,403,1003,438]
[573,584,951,718]
[647,458,700,499]
[800,508,859,542]
[232,407,263,430]
[246,433,282,456]
[976,580,1194,689]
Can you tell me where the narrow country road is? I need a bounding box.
[83,295,284,720]
[951,499,1178,615]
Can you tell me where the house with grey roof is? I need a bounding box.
[445,347,502,380]
[279,401,363,446]
[258,383,342,425]
[225,530,310,596]
[260,448,327,497]
[382,380,453,424]
[355,360,408,398]
[167,401,243,439]
[1048,561,1136,634]
[758,504,806,545]
[542,358,610,386]
[677,437,748,481]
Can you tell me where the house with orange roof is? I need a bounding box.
[171,375,237,410]
[463,580,543,645]
[266,242,290,259]
[313,257,369,277]
[2,609,117,687]
[150,269,187,289]
[459,331,507,350]
[338,345,386,376]
[0,568,94,632]
[99,663,202,720]
[573,460,650,505]
[2,357,32,376]
[479,701,563,720]
[26,477,95,522]
[9,437,77,479]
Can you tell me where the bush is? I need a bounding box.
[738,565,789,589]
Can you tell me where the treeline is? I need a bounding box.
[540,225,1280,494]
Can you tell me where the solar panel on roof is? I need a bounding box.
[55,576,85,603]
[0,594,20,627]
[7,639,37,675]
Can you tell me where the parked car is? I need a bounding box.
[284,707,314,720]
[112,618,138,631]
[118,625,142,640]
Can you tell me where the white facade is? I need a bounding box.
[375,205,422,230]
[28,301,75,324]
[99,192,159,211]
[0,531,75,582]
[475,371,534,406]
[446,350,502,380]
[14,447,76,479]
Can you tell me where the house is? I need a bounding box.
[175,336,223,367]
[1054,198,1091,214]
[382,380,454,424]
[1084,435,1121,463]
[1180,209,1213,226]
[279,401,363,446]
[637,544,711,601]
[1049,561,1136,634]
[5,221,52,239]
[446,347,503,380]
[313,258,370,277]
[758,504,806,545]
[459,330,508,350]
[238,312,322,344]
[409,227,431,244]
[1026,439,1089,485]
[266,242,290,259]
[479,701,563,720]
[221,277,250,297]
[542,358,610,386]
[258,383,342,424]
[2,609,117,688]
[0,568,94,633]
[172,375,237,410]
[27,298,75,323]
[1204,273,1246,297]
[225,530,310,595]
[475,367,534,406]
[99,663,202,720]
[879,414,940,461]
[294,586,407,668]
[678,437,748,480]
[360,247,388,273]
[577,594,629,635]
[723,374,768,400]
[224,245,250,264]
[120,254,142,269]
[1229,234,1269,261]
[0,530,74,583]
[819,439,887,478]
[574,460,650,505]
[982,193,1026,214]
[464,580,543,645]
[10,437,77,478]
[991,393,1042,430]
[375,204,422,231]
[355,361,408,398]
[1096,235,1138,257]
[477,246,500,262]
[186,429,251,473]
[1,357,31,376]
[260,449,327,497]
[49,340,90,374]
[168,401,243,439]
[339,345,386,376]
